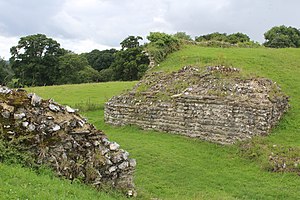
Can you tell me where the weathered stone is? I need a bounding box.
[51,124,61,132]
[129,159,137,167]
[108,166,117,173]
[65,105,76,113]
[0,86,136,195]
[111,152,124,163]
[49,104,60,112]
[109,142,120,151]
[14,113,26,120]
[7,131,15,134]
[22,121,29,127]
[118,161,129,170]
[93,140,100,146]
[28,124,36,131]
[1,111,10,119]
[122,151,129,160]
[0,86,11,94]
[105,66,289,145]
[31,93,42,106]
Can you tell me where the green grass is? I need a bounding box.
[0,163,123,200]
[153,45,300,146]
[2,46,300,199]
[27,81,137,109]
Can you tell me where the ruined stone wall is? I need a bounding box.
[105,66,289,144]
[0,86,136,196]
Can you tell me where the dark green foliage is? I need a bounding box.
[0,140,35,167]
[0,58,13,85]
[263,25,300,48]
[173,32,192,41]
[99,68,114,82]
[120,36,143,50]
[56,53,99,84]
[83,36,148,82]
[195,32,227,42]
[110,46,149,81]
[195,32,251,45]
[227,32,250,44]
[78,66,101,83]
[83,49,117,71]
[10,34,66,86]
[145,32,181,64]
[147,32,180,48]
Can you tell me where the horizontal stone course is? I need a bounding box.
[105,66,289,144]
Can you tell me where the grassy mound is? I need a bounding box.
[1,46,300,199]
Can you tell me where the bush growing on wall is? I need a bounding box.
[194,32,260,48]
[145,32,181,64]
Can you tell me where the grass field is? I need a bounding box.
[154,46,300,146]
[1,46,300,199]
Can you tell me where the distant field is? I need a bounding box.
[2,46,300,199]
[27,81,137,108]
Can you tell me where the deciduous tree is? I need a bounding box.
[110,36,149,81]
[0,58,13,85]
[264,25,300,48]
[83,49,117,71]
[173,32,192,41]
[120,36,143,50]
[56,53,99,84]
[10,34,66,86]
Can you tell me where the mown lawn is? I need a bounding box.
[1,46,300,199]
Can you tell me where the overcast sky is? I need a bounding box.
[0,0,299,59]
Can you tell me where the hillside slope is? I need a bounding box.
[153,45,300,146]
[1,46,300,200]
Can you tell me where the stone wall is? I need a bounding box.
[0,86,136,196]
[105,66,289,144]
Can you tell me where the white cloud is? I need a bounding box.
[57,37,118,54]
[0,0,300,58]
[0,35,18,59]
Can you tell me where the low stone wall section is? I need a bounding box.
[0,86,136,196]
[105,67,289,144]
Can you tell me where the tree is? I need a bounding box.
[263,25,300,48]
[120,36,143,50]
[110,36,149,81]
[173,32,192,41]
[227,32,250,44]
[195,32,227,42]
[147,32,180,48]
[0,58,13,85]
[56,53,99,84]
[146,32,181,63]
[10,34,66,86]
[195,32,251,44]
[111,48,149,81]
[78,65,100,83]
[83,49,117,71]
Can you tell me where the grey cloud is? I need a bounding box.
[0,0,299,58]
[0,0,64,36]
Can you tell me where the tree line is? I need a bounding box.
[1,25,299,87]
[3,34,149,87]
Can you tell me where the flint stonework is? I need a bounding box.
[105,66,289,144]
[0,86,136,196]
